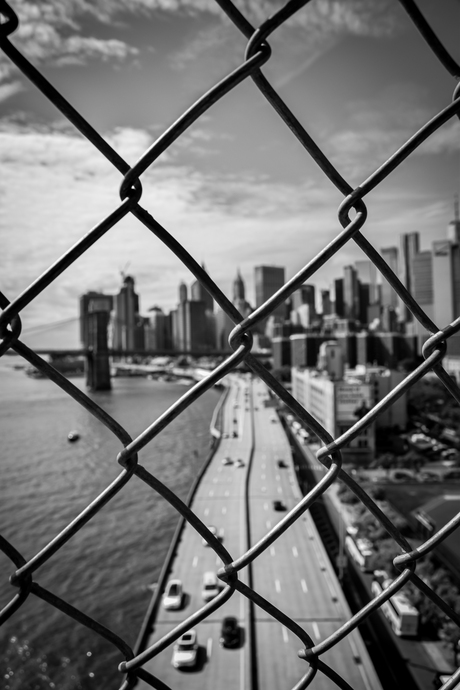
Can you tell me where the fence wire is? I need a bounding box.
[1,1,460,689]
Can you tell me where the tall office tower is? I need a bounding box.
[233,269,245,302]
[290,284,316,329]
[343,265,359,320]
[191,263,214,313]
[358,283,370,324]
[432,239,460,327]
[334,278,344,317]
[399,232,420,322]
[291,284,316,312]
[321,289,331,316]
[80,291,113,347]
[179,281,188,304]
[447,197,460,244]
[145,306,172,351]
[380,246,399,309]
[412,251,433,317]
[112,275,140,351]
[254,265,285,314]
[355,259,378,304]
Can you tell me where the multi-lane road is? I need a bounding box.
[136,374,383,690]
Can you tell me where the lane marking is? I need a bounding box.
[275,579,281,593]
[207,637,212,659]
[301,579,308,593]
[222,506,227,514]
[192,556,198,568]
[261,486,266,493]
[266,520,271,529]
[270,546,276,557]
[282,627,289,643]
[224,491,229,497]
[264,502,268,511]
[261,474,266,480]
[292,546,298,557]
[277,486,282,494]
[213,477,218,484]
[275,475,280,481]
[209,490,214,497]
[204,508,210,517]
[312,622,320,640]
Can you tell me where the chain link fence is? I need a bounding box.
[1,0,460,688]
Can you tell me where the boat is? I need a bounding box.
[67,430,80,442]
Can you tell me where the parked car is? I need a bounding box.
[272,500,286,511]
[171,630,199,669]
[222,456,233,465]
[201,571,221,602]
[163,579,184,610]
[277,459,287,468]
[202,525,218,546]
[235,458,245,467]
[219,616,240,648]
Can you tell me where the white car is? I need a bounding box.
[235,458,245,468]
[202,571,220,602]
[202,525,218,546]
[163,579,184,610]
[171,630,199,669]
[222,456,233,465]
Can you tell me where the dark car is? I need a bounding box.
[272,500,286,511]
[220,616,240,648]
[277,459,287,468]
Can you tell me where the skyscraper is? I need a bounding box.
[343,265,359,320]
[380,247,399,309]
[399,232,420,322]
[254,265,285,333]
[112,275,140,351]
[190,263,214,313]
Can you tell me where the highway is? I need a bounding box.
[136,374,382,690]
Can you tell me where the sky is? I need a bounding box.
[0,0,459,349]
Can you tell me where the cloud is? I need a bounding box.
[0,123,339,338]
[0,80,24,102]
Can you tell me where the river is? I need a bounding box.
[0,354,221,689]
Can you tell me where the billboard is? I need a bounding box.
[336,382,373,422]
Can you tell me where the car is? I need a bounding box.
[276,459,287,468]
[222,456,233,465]
[272,500,286,511]
[171,630,199,669]
[236,458,245,467]
[232,431,238,438]
[222,432,229,439]
[202,525,218,546]
[219,616,240,648]
[418,471,441,482]
[202,571,221,602]
[163,579,184,610]
[441,447,458,459]
[254,407,258,411]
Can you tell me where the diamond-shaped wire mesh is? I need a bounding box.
[1,1,460,689]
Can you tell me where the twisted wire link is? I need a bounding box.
[1,0,460,688]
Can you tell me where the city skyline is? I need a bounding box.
[1,1,459,349]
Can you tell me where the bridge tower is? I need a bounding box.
[85,310,111,391]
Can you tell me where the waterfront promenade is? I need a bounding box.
[136,374,382,689]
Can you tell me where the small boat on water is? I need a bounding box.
[67,430,80,442]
